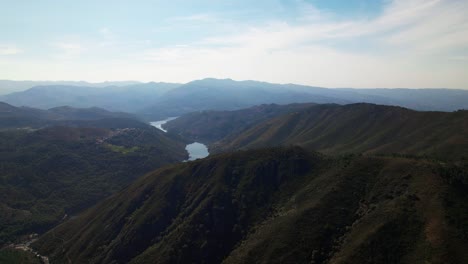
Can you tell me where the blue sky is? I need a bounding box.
[0,0,467,88]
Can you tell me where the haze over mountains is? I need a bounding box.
[15,101,464,264]
[2,0,468,262]
[0,79,467,264]
[1,82,180,113]
[0,80,141,95]
[1,79,467,121]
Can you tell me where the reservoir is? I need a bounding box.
[185,142,209,161]
[150,117,209,161]
[149,117,177,133]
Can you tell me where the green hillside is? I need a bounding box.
[0,101,140,130]
[164,103,315,143]
[0,125,187,245]
[213,103,468,160]
[33,147,468,263]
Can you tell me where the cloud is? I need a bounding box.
[0,45,22,55]
[129,0,468,88]
[99,27,111,36]
[167,14,218,23]
[381,0,468,52]
[51,41,85,60]
[2,0,467,88]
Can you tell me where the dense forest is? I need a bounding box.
[32,147,468,263]
[27,103,468,264]
[0,113,187,246]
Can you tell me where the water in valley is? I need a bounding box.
[149,117,177,132]
[184,142,209,161]
[150,117,209,161]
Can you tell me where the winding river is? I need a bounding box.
[150,117,209,161]
[149,117,177,133]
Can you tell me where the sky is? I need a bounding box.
[0,0,467,88]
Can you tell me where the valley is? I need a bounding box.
[0,106,188,247]
[149,117,178,133]
[3,1,468,262]
[0,81,467,264]
[150,117,210,161]
[184,142,209,161]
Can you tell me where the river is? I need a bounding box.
[149,117,177,133]
[150,117,209,161]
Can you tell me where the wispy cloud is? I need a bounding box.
[99,27,112,36]
[51,41,85,60]
[167,13,218,23]
[1,0,466,88]
[133,0,468,88]
[0,45,22,55]
[211,0,468,53]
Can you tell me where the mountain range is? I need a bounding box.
[2,79,468,121]
[1,78,467,263]
[0,80,141,95]
[0,82,180,113]
[29,102,468,264]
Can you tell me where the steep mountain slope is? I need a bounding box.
[164,103,315,143]
[0,82,180,112]
[0,102,139,129]
[0,124,187,245]
[214,103,468,160]
[33,147,468,263]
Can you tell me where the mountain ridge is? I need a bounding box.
[212,103,468,160]
[32,146,468,263]
[3,79,467,120]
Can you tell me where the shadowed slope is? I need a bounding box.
[33,147,468,263]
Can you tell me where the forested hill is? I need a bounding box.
[33,147,468,263]
[164,103,315,144]
[0,123,187,245]
[212,103,468,160]
[0,101,138,129]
